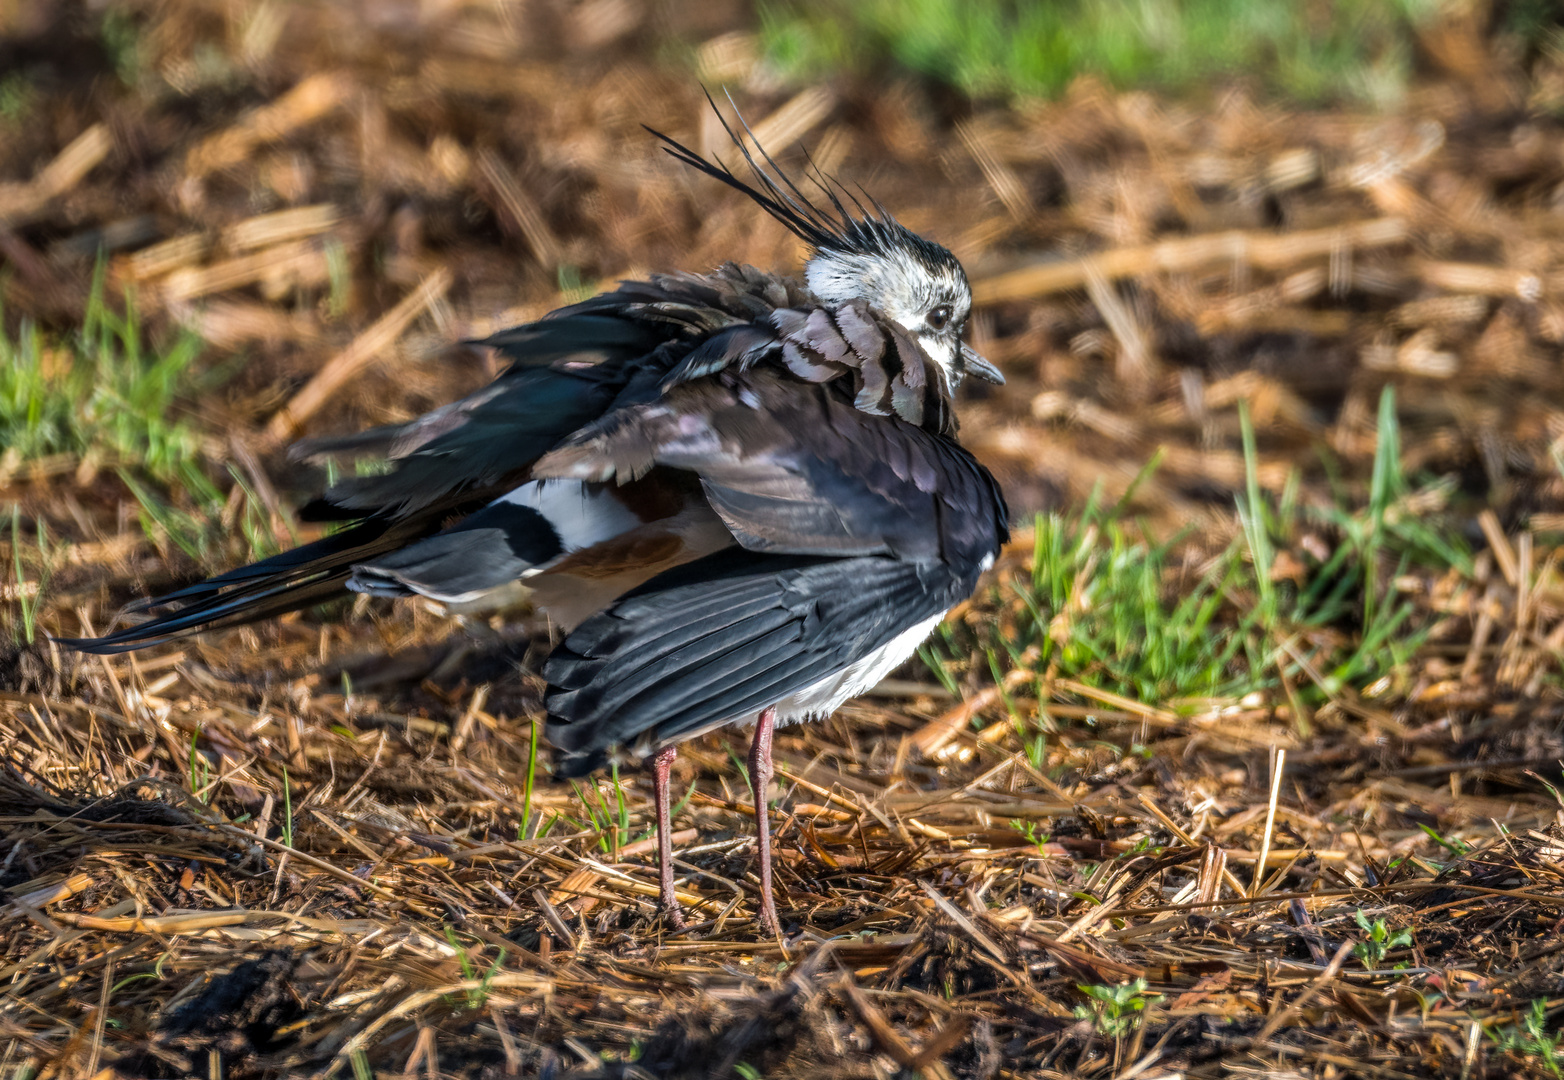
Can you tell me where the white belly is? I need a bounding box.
[774,610,947,723]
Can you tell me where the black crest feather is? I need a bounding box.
[647,90,968,283]
[647,90,933,261]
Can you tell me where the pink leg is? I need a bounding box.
[652,744,685,928]
[748,706,782,937]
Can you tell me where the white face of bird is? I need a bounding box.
[804,223,1003,389]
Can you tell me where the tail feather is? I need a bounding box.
[60,517,437,654]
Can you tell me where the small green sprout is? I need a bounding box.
[441,925,507,1010]
[1073,977,1161,1039]
[1352,910,1413,969]
[1010,819,1051,854]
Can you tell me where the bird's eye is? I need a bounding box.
[926,305,953,331]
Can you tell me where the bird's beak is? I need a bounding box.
[961,342,1005,385]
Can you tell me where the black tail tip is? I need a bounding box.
[51,633,159,656]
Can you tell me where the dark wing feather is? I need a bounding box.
[297,265,814,521]
[299,343,637,520]
[288,315,662,469]
[64,318,647,652]
[660,324,779,387]
[348,500,564,601]
[545,550,974,774]
[59,517,434,653]
[543,376,1009,773]
[533,370,1005,566]
[477,313,667,367]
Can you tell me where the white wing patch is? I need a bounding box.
[498,480,643,552]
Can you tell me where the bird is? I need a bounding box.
[66,102,1010,937]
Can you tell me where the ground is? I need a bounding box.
[5,2,1564,1078]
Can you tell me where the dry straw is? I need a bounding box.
[3,2,1564,1077]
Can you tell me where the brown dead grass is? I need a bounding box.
[7,1,1564,1077]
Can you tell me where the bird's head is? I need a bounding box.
[803,219,1000,388]
[650,99,1004,391]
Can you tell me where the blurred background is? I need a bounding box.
[8,2,1564,1077]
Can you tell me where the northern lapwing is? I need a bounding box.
[68,104,1010,936]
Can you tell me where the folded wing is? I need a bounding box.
[545,550,973,774]
[533,370,1004,566]
[542,383,1008,771]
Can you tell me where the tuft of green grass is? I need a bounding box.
[0,272,283,571]
[187,728,213,805]
[99,9,143,88]
[568,764,636,854]
[6,505,57,645]
[758,0,1456,106]
[0,72,35,124]
[441,926,507,1011]
[324,239,351,319]
[556,264,597,304]
[926,387,1466,734]
[1011,818,1051,854]
[280,765,294,849]
[559,763,699,852]
[1493,999,1564,1078]
[519,717,543,840]
[0,269,210,488]
[1418,822,1471,859]
[928,454,1255,712]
